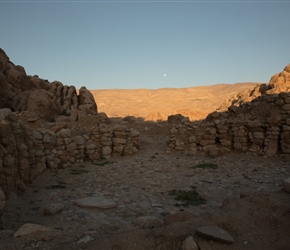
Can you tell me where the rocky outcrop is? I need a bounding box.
[78,86,98,115]
[0,48,140,223]
[0,48,98,121]
[268,64,290,94]
[218,64,290,111]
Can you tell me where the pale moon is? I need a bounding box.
[163,73,167,77]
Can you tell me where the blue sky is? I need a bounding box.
[0,0,289,90]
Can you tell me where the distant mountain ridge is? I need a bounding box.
[91,82,259,121]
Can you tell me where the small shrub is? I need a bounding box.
[191,163,218,169]
[169,189,206,207]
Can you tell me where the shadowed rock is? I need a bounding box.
[196,225,235,244]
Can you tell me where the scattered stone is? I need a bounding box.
[149,196,163,207]
[196,225,235,244]
[74,197,117,209]
[77,235,94,244]
[13,223,52,237]
[27,112,38,122]
[132,216,163,229]
[32,130,43,140]
[43,203,64,216]
[182,235,199,250]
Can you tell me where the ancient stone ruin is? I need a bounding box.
[168,64,290,158]
[0,46,289,243]
[0,48,140,217]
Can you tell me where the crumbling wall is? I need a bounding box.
[168,92,290,158]
[0,109,140,217]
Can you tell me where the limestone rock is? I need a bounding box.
[182,236,199,250]
[74,197,117,209]
[196,225,234,244]
[13,223,52,237]
[268,64,290,94]
[43,203,64,216]
[78,235,94,244]
[102,146,112,156]
[264,140,278,157]
[78,86,98,115]
[130,128,140,137]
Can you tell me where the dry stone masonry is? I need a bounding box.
[0,109,140,216]
[0,48,141,221]
[0,119,140,223]
[168,92,290,158]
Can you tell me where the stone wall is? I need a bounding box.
[0,108,140,216]
[168,92,290,158]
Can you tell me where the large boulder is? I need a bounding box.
[78,86,98,115]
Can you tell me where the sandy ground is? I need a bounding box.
[0,121,290,250]
[91,82,258,121]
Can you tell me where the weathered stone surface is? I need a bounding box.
[78,86,98,115]
[0,49,141,223]
[196,225,235,244]
[57,129,71,138]
[13,223,52,237]
[74,197,117,209]
[32,130,43,140]
[102,146,112,156]
[113,138,126,144]
[43,203,64,216]
[132,216,163,229]
[182,235,199,250]
[78,235,94,244]
[265,140,278,157]
[73,136,85,145]
[0,108,12,119]
[130,128,140,137]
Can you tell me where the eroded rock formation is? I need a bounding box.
[0,48,98,121]
[218,64,290,111]
[0,48,140,221]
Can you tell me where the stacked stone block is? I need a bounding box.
[168,92,290,158]
[0,109,140,218]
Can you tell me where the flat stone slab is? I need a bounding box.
[74,197,117,209]
[14,223,51,237]
[196,225,235,244]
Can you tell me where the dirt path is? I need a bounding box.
[1,122,290,250]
